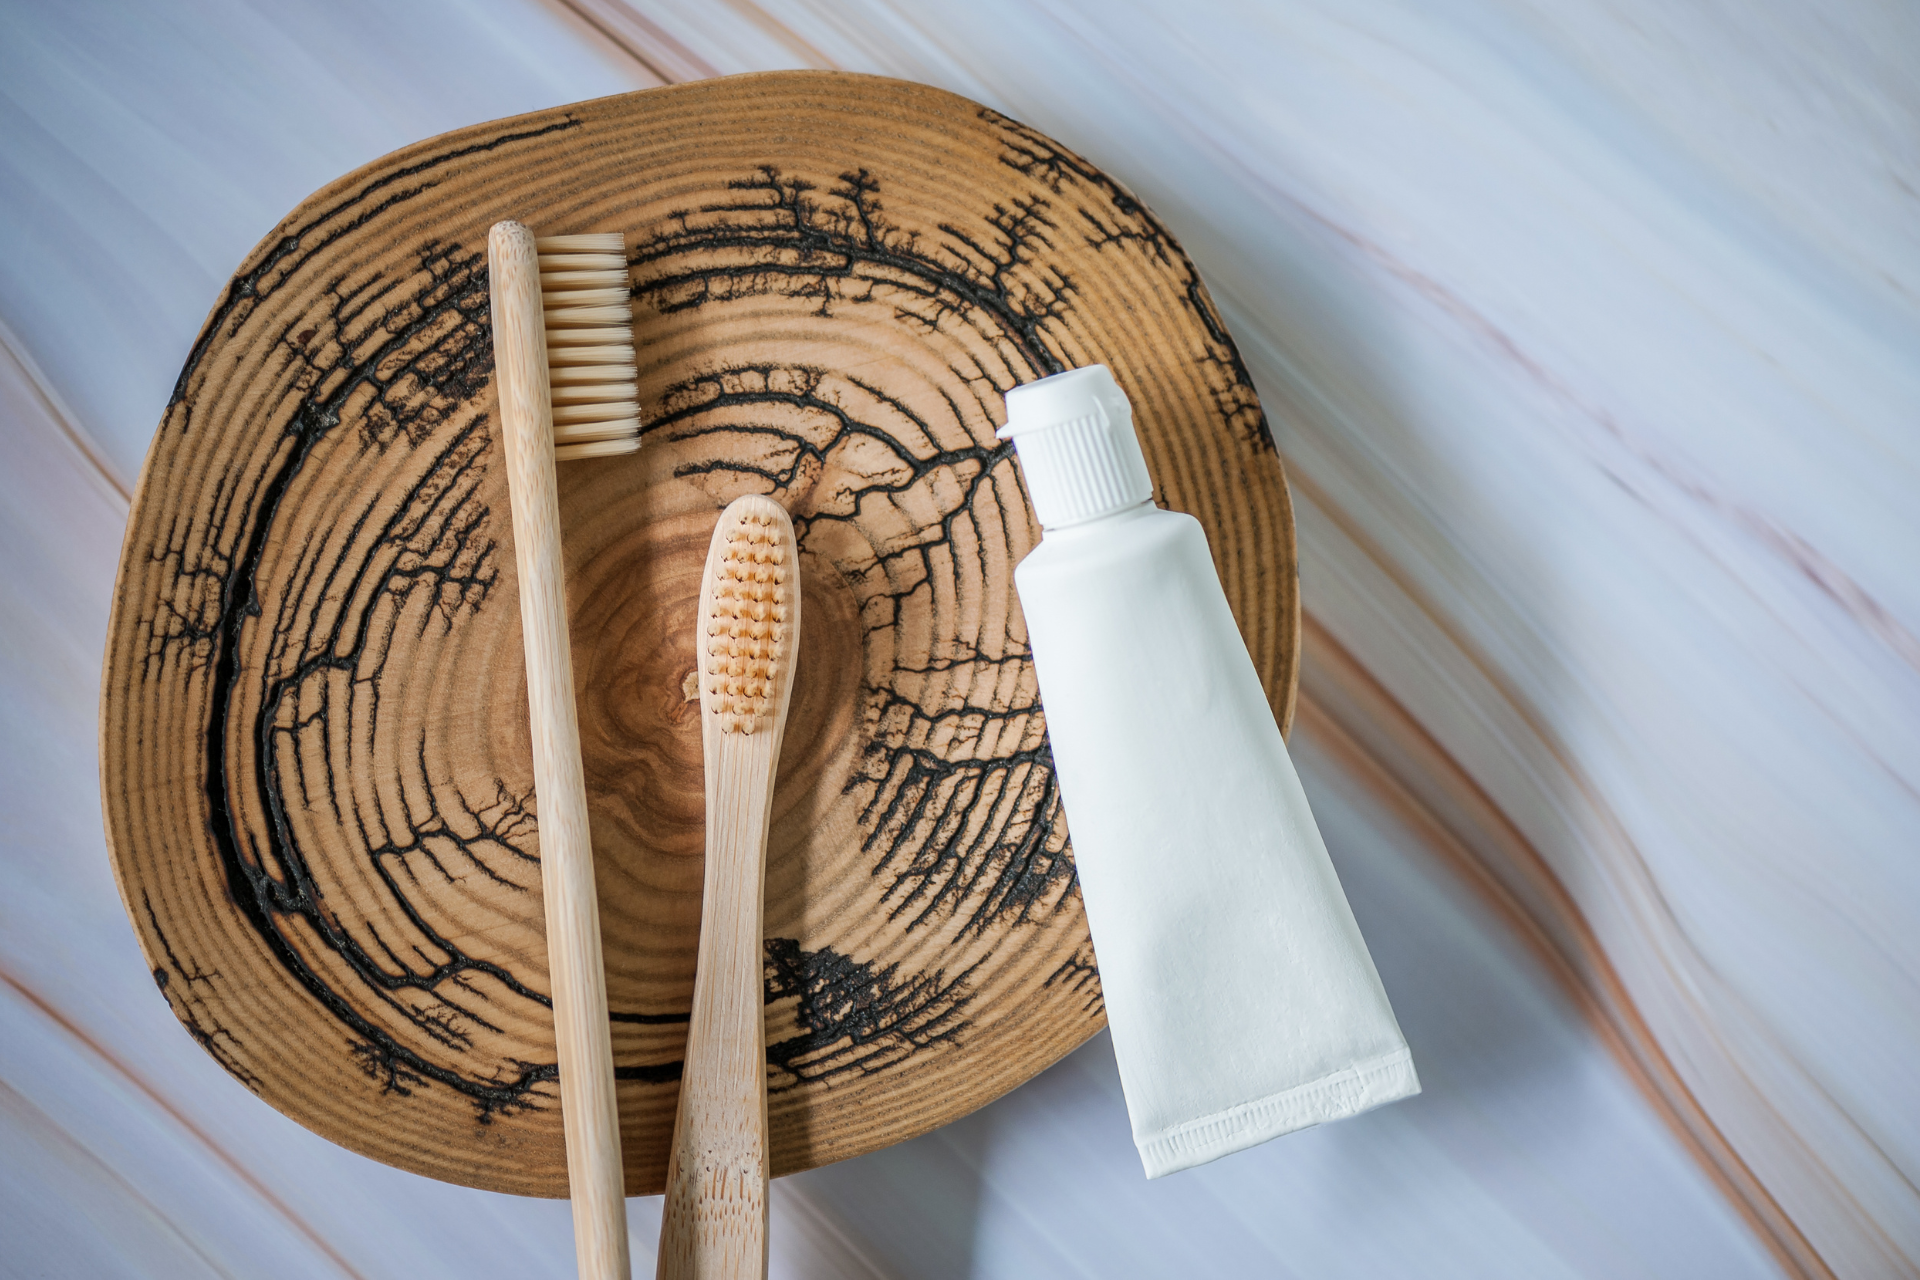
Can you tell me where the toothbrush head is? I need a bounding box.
[534,233,639,460]
[699,496,799,735]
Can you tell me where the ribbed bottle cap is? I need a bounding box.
[998,365,1153,529]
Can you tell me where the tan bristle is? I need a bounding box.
[537,234,639,460]
[703,508,796,735]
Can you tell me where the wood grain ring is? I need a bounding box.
[99,70,1300,1197]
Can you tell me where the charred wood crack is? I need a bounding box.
[1045,942,1104,1016]
[631,169,1082,934]
[145,144,1142,1120]
[169,116,580,423]
[632,165,1073,377]
[763,937,975,1087]
[144,891,260,1091]
[986,109,1273,450]
[173,234,569,1120]
[609,938,975,1087]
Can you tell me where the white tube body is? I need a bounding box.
[1016,499,1419,1176]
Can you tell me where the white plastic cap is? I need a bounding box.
[998,365,1154,529]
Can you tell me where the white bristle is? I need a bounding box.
[538,253,626,272]
[536,232,624,249]
[545,326,632,348]
[552,394,637,414]
[550,364,637,387]
[542,273,628,293]
[554,437,645,461]
[550,382,637,404]
[544,286,630,311]
[545,305,633,328]
[534,234,640,460]
[553,402,636,425]
[544,348,634,371]
[554,418,643,444]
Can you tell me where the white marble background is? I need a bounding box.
[3,0,1914,1276]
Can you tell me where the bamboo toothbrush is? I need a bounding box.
[658,495,801,1280]
[488,219,638,1280]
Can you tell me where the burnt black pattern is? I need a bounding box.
[137,121,1145,1123]
[630,166,1081,936]
[764,937,976,1087]
[1045,942,1104,1017]
[145,892,260,1092]
[159,227,567,1119]
[986,109,1273,450]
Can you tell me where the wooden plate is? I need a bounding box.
[99,71,1299,1197]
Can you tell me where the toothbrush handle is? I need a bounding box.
[492,221,631,1280]
[657,734,776,1279]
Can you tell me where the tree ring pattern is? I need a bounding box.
[99,74,1298,1197]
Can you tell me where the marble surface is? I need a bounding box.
[3,0,1914,1275]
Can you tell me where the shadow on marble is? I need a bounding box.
[783,725,1777,1280]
